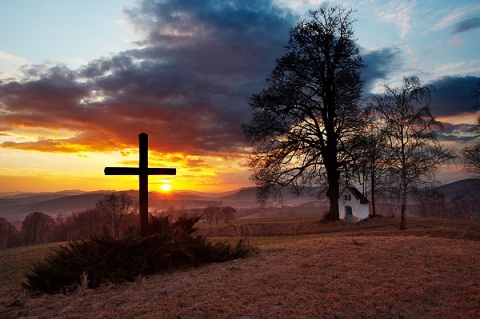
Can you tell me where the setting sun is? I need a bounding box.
[160,184,172,192]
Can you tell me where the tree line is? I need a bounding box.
[0,192,237,249]
[243,5,480,230]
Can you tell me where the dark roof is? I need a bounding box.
[345,186,370,204]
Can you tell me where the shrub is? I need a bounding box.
[23,215,249,294]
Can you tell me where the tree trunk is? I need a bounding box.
[399,136,408,230]
[371,170,376,217]
[325,167,340,220]
[323,115,340,221]
[400,169,407,230]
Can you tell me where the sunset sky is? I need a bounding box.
[1,0,479,193]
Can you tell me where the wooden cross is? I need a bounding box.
[104,133,176,236]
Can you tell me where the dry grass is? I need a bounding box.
[203,216,480,241]
[1,217,480,318]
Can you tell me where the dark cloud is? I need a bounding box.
[429,76,480,117]
[5,1,474,159]
[437,122,478,143]
[453,16,480,34]
[360,47,402,93]
[0,0,296,156]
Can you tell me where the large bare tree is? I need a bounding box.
[371,77,454,229]
[243,5,365,220]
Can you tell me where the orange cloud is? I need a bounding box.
[0,131,129,154]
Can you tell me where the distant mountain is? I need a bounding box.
[2,179,478,222]
[436,178,480,201]
[0,191,111,221]
[19,193,107,214]
[220,187,258,201]
[0,189,240,221]
[0,186,320,221]
[385,178,480,219]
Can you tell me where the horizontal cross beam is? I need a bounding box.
[104,167,176,175]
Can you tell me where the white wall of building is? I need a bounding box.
[338,187,369,221]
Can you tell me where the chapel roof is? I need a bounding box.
[344,186,370,204]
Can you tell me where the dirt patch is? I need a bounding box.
[2,233,480,319]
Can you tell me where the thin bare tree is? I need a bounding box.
[461,80,480,176]
[371,77,455,229]
[350,119,390,217]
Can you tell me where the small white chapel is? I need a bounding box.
[338,186,370,222]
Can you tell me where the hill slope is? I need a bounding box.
[1,217,479,319]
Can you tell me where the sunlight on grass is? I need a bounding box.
[0,243,62,287]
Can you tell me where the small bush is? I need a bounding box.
[23,215,249,294]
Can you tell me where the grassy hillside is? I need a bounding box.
[1,217,479,288]
[200,215,480,240]
[0,243,61,287]
[1,217,479,318]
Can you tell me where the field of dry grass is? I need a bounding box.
[1,217,480,318]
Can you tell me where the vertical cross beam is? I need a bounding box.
[104,133,176,236]
[139,133,149,234]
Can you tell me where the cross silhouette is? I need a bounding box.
[104,133,176,236]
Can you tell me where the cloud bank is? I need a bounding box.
[430,76,479,117]
[0,0,296,156]
[0,0,474,159]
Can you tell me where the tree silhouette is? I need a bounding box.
[350,121,390,217]
[70,208,107,239]
[203,202,222,230]
[462,139,480,176]
[22,212,56,245]
[243,5,365,220]
[371,77,454,229]
[96,192,137,238]
[221,206,236,223]
[461,80,480,176]
[0,218,20,249]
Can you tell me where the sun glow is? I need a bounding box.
[160,183,172,192]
